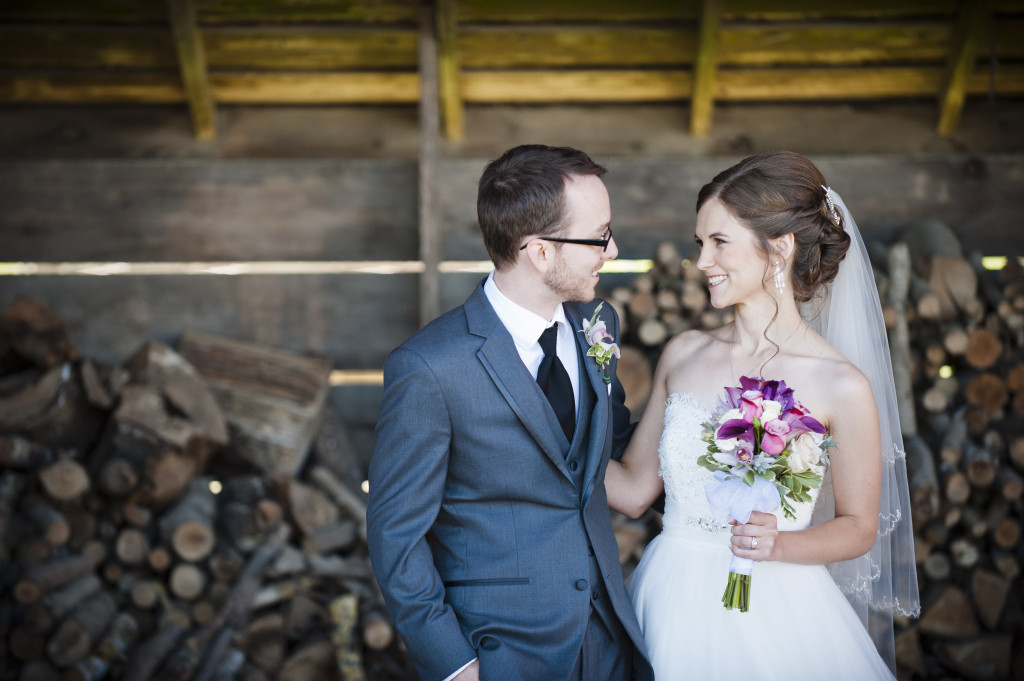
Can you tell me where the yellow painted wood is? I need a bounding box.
[719,22,952,65]
[691,0,724,137]
[0,74,186,102]
[204,28,417,69]
[3,65,1021,105]
[938,0,990,137]
[3,21,990,72]
[461,70,693,102]
[437,0,464,141]
[458,28,696,68]
[210,73,419,103]
[166,0,216,140]
[457,0,959,23]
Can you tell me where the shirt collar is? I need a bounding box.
[484,272,569,352]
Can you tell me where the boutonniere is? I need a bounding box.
[580,302,621,384]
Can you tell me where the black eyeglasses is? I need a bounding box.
[519,227,614,252]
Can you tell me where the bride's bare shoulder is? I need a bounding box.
[662,326,729,363]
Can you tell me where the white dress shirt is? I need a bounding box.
[483,272,581,408]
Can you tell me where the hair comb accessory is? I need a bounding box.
[821,185,841,226]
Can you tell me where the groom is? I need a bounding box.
[367,145,653,681]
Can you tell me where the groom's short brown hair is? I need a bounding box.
[477,144,607,270]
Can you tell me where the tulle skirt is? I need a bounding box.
[628,523,895,681]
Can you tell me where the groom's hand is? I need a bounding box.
[453,659,480,680]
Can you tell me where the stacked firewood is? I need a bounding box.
[0,299,414,681]
[607,222,1023,681]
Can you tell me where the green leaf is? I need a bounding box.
[742,469,755,486]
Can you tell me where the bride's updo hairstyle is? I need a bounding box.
[696,150,851,303]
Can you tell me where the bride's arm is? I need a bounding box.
[605,339,686,518]
[735,368,882,564]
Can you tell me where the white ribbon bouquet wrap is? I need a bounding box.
[699,376,835,611]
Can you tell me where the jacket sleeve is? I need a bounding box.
[366,346,477,680]
[606,303,637,462]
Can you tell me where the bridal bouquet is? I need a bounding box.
[697,376,835,612]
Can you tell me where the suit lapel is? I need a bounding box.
[566,304,613,503]
[465,283,573,480]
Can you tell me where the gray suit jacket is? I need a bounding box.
[367,280,652,681]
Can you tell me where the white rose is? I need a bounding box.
[761,400,782,423]
[720,408,742,423]
[787,432,824,474]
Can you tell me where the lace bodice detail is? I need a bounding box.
[658,392,819,532]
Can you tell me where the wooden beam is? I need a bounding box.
[418,2,442,327]
[938,0,991,137]
[690,0,724,137]
[4,65,1024,105]
[436,0,464,141]
[166,0,216,141]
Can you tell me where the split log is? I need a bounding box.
[121,623,185,681]
[922,551,952,581]
[115,528,150,566]
[0,434,53,469]
[45,591,117,667]
[943,470,971,505]
[0,297,77,368]
[0,363,104,449]
[123,341,229,449]
[241,613,286,674]
[21,496,70,546]
[24,573,102,635]
[159,477,217,562]
[937,634,1012,681]
[964,373,1008,411]
[14,554,97,604]
[303,519,358,554]
[283,594,329,642]
[949,537,980,569]
[904,434,939,524]
[636,318,668,347]
[616,345,653,415]
[97,457,139,498]
[278,477,339,537]
[965,328,1003,370]
[278,639,342,681]
[178,331,333,477]
[964,446,998,488]
[918,585,981,638]
[971,569,1010,630]
[329,594,366,681]
[38,457,90,502]
[993,517,1020,549]
[169,563,207,601]
[894,627,927,678]
[79,359,127,411]
[943,326,970,355]
[63,612,139,681]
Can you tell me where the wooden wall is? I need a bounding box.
[2,154,1022,369]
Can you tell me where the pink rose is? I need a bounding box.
[760,432,786,456]
[763,419,791,437]
[740,390,764,422]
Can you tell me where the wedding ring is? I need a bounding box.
[750,537,758,549]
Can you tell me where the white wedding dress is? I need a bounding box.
[629,392,895,680]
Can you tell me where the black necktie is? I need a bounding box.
[536,324,575,442]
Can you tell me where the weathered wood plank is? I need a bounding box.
[457,0,962,23]
[436,0,464,141]
[419,3,442,325]
[3,64,1021,105]
[690,0,724,137]
[0,160,418,261]
[210,73,419,103]
[166,0,216,140]
[0,274,420,369]
[433,155,1024,260]
[0,0,417,24]
[938,0,991,137]
[0,17,1017,75]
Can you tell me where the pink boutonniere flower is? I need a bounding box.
[580,302,620,385]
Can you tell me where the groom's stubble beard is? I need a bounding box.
[544,248,596,304]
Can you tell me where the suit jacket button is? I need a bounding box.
[480,636,499,651]
[569,460,578,471]
[592,589,600,601]
[575,579,587,591]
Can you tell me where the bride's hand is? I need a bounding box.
[730,511,779,561]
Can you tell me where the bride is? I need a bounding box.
[606,151,920,679]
